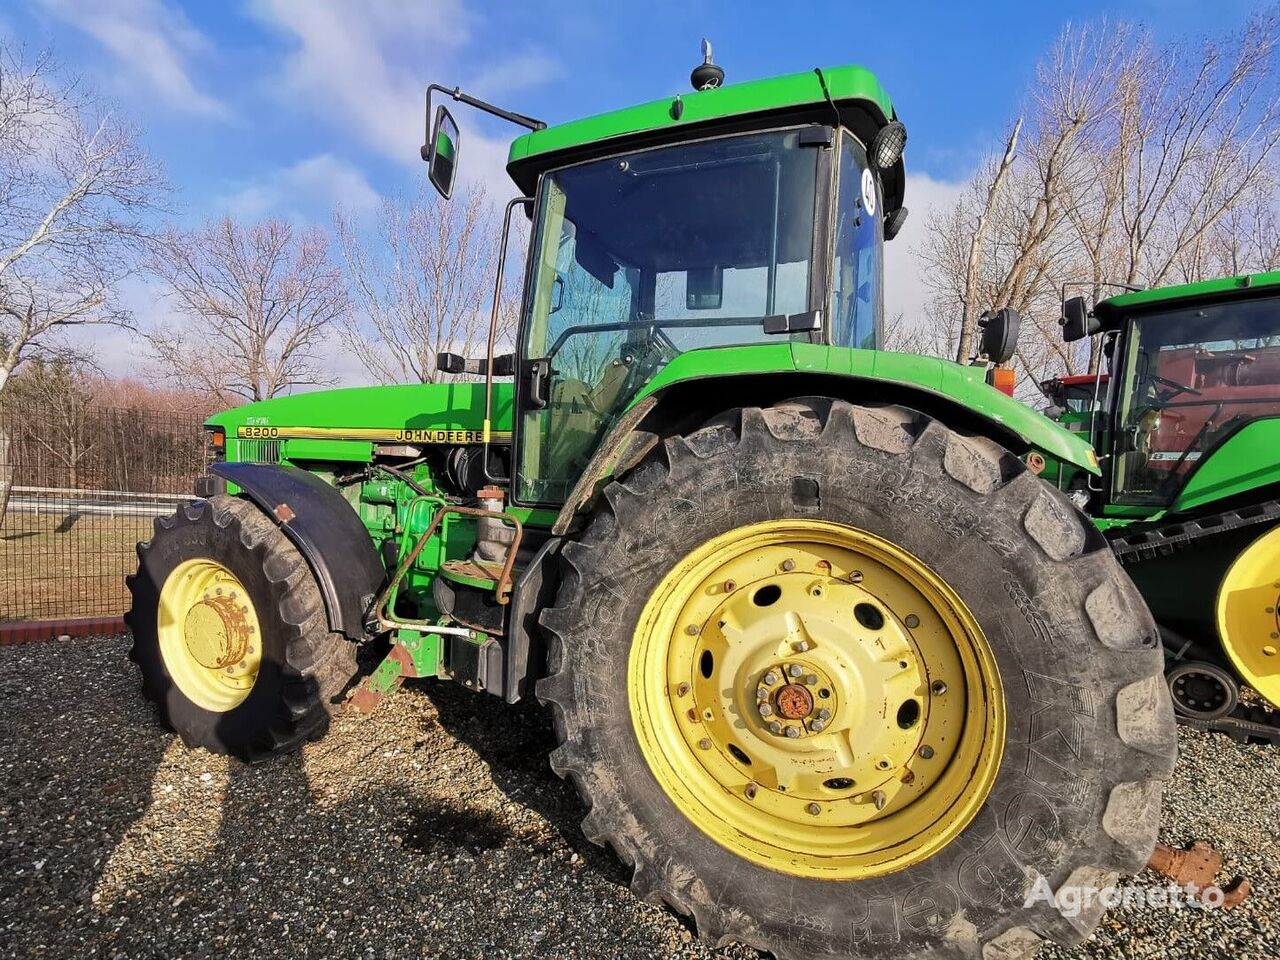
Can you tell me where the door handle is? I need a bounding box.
[526,358,551,409]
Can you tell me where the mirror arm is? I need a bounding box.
[426,84,546,140]
[483,196,536,483]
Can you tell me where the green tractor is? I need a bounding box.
[127,49,1176,959]
[1058,273,1280,742]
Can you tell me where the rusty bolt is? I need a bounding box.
[931,680,948,695]
[919,745,935,760]
[685,624,699,636]
[745,783,758,800]
[698,738,712,750]
[782,558,796,572]
[785,726,800,739]
[901,769,915,785]
[872,790,887,811]
[904,614,920,629]
[763,671,779,685]
[806,802,821,816]
[723,579,737,592]
[788,664,804,678]
[676,682,690,697]
[759,703,774,717]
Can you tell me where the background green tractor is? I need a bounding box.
[1058,273,1280,743]
[126,48,1175,960]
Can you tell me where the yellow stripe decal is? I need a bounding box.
[235,426,512,444]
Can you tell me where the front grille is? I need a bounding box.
[236,439,282,463]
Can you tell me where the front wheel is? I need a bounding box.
[125,495,357,763]
[539,399,1176,959]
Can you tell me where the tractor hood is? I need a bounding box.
[207,382,515,445]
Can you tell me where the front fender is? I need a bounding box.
[209,462,385,639]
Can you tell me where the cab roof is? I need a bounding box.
[505,65,903,212]
[1095,270,1280,325]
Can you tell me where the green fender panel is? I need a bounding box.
[1171,418,1280,514]
[631,343,1099,476]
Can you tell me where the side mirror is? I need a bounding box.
[686,266,723,310]
[1060,296,1100,342]
[424,105,460,199]
[978,307,1020,365]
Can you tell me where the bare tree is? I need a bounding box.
[0,42,162,522]
[3,357,99,487]
[916,12,1280,392]
[146,217,348,405]
[336,187,504,384]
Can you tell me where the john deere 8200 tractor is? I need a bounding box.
[1058,273,1280,743]
[127,50,1175,959]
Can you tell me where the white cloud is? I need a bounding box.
[220,153,380,222]
[885,171,966,324]
[248,0,555,195]
[35,0,226,117]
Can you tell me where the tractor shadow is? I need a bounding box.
[416,678,632,888]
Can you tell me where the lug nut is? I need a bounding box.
[745,783,758,800]
[723,579,736,592]
[919,745,935,759]
[811,720,825,732]
[872,790,887,811]
[785,726,800,739]
[806,802,821,816]
[788,664,804,678]
[805,674,818,685]
[796,639,812,652]
[763,671,779,685]
[904,614,920,629]
[849,570,864,583]
[768,721,783,734]
[684,624,699,636]
[782,558,796,572]
[759,703,773,717]
[698,738,712,750]
[676,682,690,697]
[816,708,831,721]
[931,680,948,695]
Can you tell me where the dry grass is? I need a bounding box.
[0,510,154,621]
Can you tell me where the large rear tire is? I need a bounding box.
[125,495,357,763]
[539,399,1176,959]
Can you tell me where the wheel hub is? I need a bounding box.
[630,519,1005,880]
[184,594,252,669]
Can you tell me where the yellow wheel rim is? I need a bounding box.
[158,558,263,712]
[628,519,1005,880]
[1216,525,1280,709]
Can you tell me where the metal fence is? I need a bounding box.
[0,406,207,622]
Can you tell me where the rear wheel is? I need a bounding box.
[539,399,1176,959]
[125,495,357,763]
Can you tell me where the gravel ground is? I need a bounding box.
[1,636,1276,960]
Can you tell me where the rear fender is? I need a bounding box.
[553,368,1096,534]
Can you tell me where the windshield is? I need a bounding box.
[516,128,830,505]
[1113,294,1280,504]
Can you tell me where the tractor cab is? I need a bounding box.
[1062,272,1280,509]
[425,51,909,505]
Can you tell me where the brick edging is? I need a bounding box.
[0,617,127,645]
